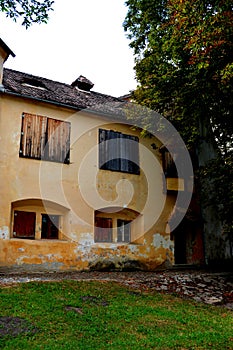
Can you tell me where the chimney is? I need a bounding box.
[0,38,15,85]
[71,75,94,92]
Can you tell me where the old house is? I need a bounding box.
[0,38,204,271]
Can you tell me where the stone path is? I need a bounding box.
[0,269,232,309]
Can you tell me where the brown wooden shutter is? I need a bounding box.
[47,119,70,163]
[95,217,112,242]
[13,210,36,239]
[20,113,47,159]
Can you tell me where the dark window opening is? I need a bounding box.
[13,210,36,239]
[21,78,47,90]
[117,219,131,242]
[161,148,178,178]
[94,217,112,242]
[41,214,59,239]
[99,129,140,175]
[19,113,70,164]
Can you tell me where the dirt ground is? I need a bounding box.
[0,268,233,309]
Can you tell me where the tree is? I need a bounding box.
[124,0,233,264]
[0,0,54,28]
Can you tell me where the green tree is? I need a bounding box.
[124,0,233,263]
[0,0,54,28]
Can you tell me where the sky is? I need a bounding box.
[0,0,137,97]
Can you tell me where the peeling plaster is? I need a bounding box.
[79,233,94,246]
[153,233,174,250]
[18,248,25,252]
[0,226,9,239]
[70,233,79,242]
[128,244,140,254]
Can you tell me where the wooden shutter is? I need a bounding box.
[99,128,107,169]
[99,129,139,174]
[108,130,121,171]
[95,217,112,242]
[20,113,47,159]
[13,210,36,239]
[120,134,139,174]
[47,118,70,163]
[128,135,140,175]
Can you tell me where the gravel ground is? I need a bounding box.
[0,269,232,309]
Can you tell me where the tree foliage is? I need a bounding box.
[0,0,54,28]
[124,0,233,233]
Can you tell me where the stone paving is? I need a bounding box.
[0,269,232,309]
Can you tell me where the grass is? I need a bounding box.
[0,280,232,349]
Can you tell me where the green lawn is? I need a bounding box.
[0,280,232,349]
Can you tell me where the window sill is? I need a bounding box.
[166,177,184,191]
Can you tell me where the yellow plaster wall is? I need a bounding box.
[0,94,175,271]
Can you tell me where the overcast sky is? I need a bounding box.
[0,0,137,97]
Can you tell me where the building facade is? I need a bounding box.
[0,39,204,271]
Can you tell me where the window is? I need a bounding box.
[117,220,131,242]
[13,210,36,239]
[99,129,140,174]
[41,214,59,239]
[94,217,112,242]
[12,210,60,240]
[161,148,177,177]
[19,113,71,164]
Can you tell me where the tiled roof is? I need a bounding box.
[2,68,123,111]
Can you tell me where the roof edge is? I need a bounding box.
[0,39,16,59]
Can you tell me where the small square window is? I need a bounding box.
[117,219,131,243]
[41,214,59,239]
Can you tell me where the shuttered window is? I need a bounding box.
[99,129,140,174]
[19,113,71,164]
[94,217,113,242]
